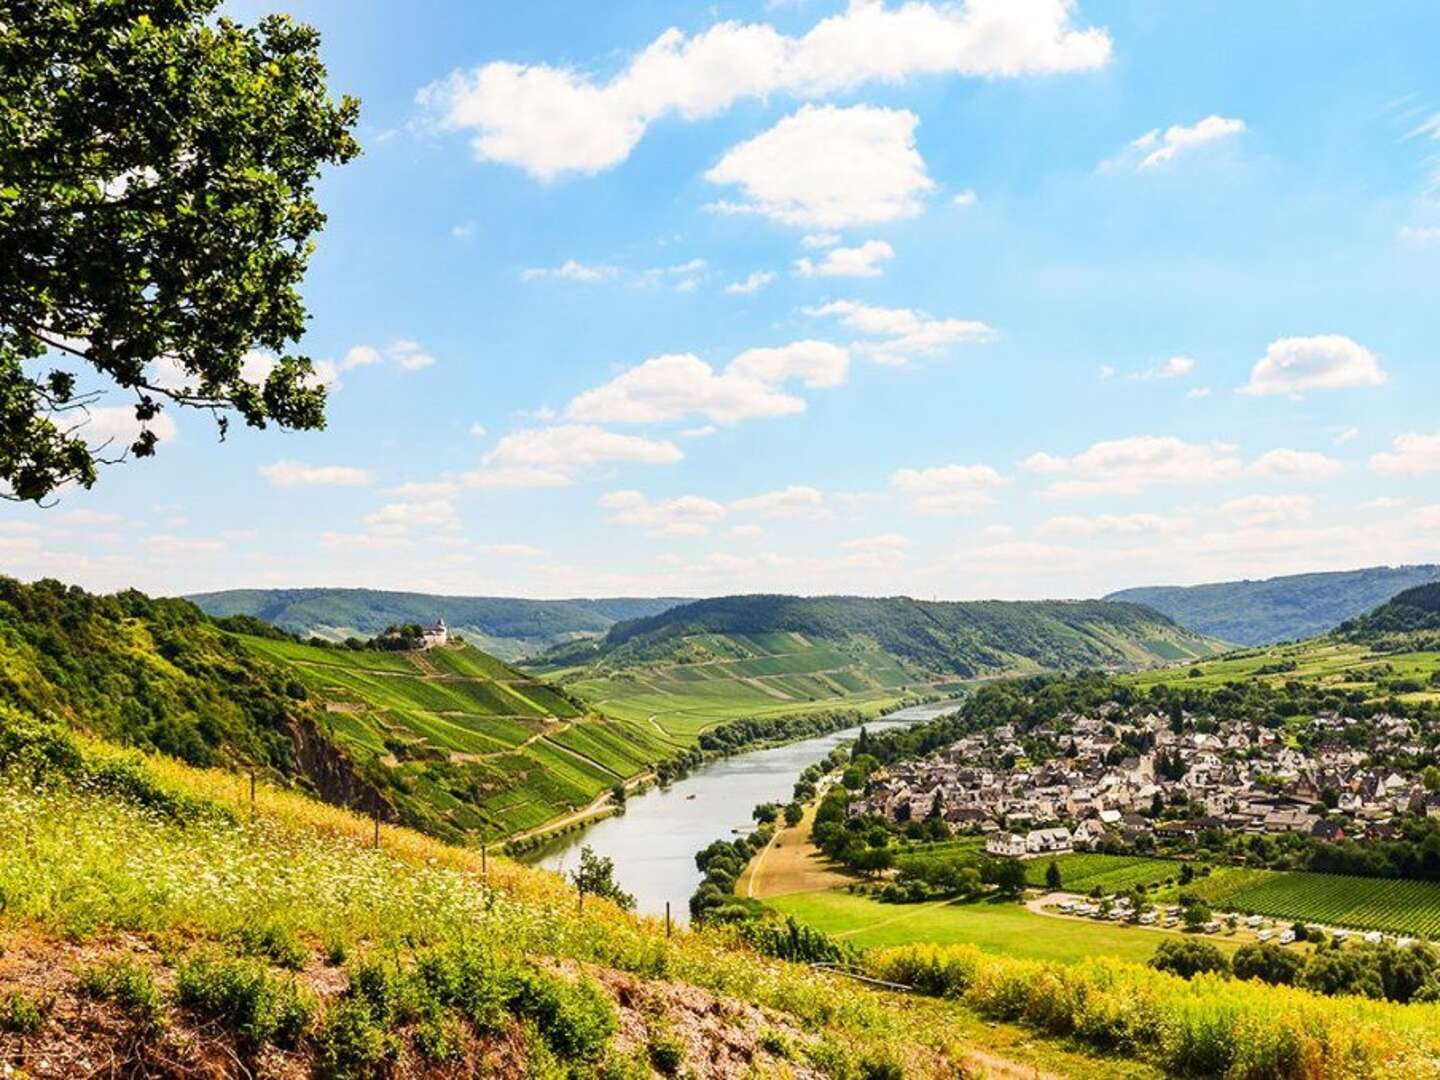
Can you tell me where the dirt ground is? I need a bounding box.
[739,802,854,900]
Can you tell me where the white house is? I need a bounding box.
[1025,827,1074,855]
[985,832,1028,858]
[418,617,448,649]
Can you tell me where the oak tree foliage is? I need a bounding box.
[0,0,359,502]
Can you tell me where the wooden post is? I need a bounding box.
[373,807,380,848]
[249,769,256,813]
[665,902,672,938]
[578,889,584,912]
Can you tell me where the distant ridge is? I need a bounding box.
[1105,565,1440,646]
[184,587,687,661]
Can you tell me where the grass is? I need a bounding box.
[766,890,1238,965]
[0,712,1176,1079]
[1026,854,1182,894]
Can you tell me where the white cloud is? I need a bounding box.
[707,105,934,228]
[60,509,122,526]
[77,406,178,450]
[1186,386,1212,400]
[144,535,226,557]
[731,485,828,520]
[521,259,621,283]
[1330,426,1359,446]
[386,480,462,499]
[421,1,1111,178]
[806,299,996,365]
[801,233,842,249]
[1038,513,1192,538]
[476,543,544,558]
[841,533,911,553]
[566,341,847,426]
[470,423,488,437]
[599,490,728,536]
[952,189,978,206]
[794,239,895,278]
[260,460,372,488]
[1116,114,1246,170]
[365,499,459,531]
[1371,432,1440,476]
[890,463,1003,515]
[342,340,437,372]
[1249,448,1343,481]
[1098,364,1117,380]
[725,271,777,295]
[728,524,765,539]
[320,530,410,551]
[472,424,683,488]
[1137,356,1195,380]
[1026,436,1242,497]
[1221,495,1315,527]
[1241,335,1386,397]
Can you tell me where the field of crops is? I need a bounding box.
[1203,870,1440,937]
[1025,853,1181,893]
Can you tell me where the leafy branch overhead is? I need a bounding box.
[0,0,359,503]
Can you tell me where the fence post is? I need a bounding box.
[666,902,672,938]
[373,806,380,848]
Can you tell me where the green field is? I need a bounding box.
[767,889,1237,965]
[238,635,671,842]
[1188,869,1440,938]
[559,632,932,740]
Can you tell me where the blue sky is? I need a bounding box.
[8,0,1440,600]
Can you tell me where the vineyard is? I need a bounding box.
[1203,870,1440,938]
[1026,853,1181,893]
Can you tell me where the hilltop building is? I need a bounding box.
[418,617,448,649]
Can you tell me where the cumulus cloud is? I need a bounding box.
[599,490,728,535]
[259,460,372,488]
[342,339,437,372]
[725,271,777,295]
[476,543,544,558]
[521,259,621,283]
[1024,436,1242,497]
[1241,335,1386,397]
[566,341,848,426]
[1037,513,1192,537]
[890,463,1004,515]
[1221,495,1315,527]
[952,189,978,206]
[1111,115,1246,170]
[1136,356,1196,380]
[459,424,683,489]
[1398,225,1440,247]
[707,105,934,228]
[841,533,911,554]
[365,499,460,531]
[794,239,895,278]
[730,485,828,520]
[1371,432,1440,476]
[1249,448,1343,481]
[421,0,1111,178]
[77,406,178,451]
[144,535,227,557]
[805,299,996,365]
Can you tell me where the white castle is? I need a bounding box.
[418,616,448,649]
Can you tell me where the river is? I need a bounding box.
[518,700,961,920]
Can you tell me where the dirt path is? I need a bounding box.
[502,770,654,846]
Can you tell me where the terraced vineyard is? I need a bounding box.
[556,631,933,740]
[240,636,676,842]
[1199,870,1440,938]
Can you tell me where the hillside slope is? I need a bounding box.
[543,595,1223,738]
[1340,583,1440,648]
[0,577,671,845]
[1106,565,1440,646]
[185,587,686,660]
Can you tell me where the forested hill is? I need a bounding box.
[185,587,686,660]
[575,594,1224,676]
[1105,565,1440,646]
[1339,583,1440,649]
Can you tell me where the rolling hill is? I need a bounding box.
[0,576,674,845]
[184,587,686,660]
[539,595,1225,738]
[1106,565,1440,646]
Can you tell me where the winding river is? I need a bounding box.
[519,700,961,920]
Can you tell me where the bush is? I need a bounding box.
[1150,940,1230,980]
[1233,942,1304,987]
[648,1031,685,1075]
[236,919,308,970]
[78,957,163,1025]
[317,999,395,1077]
[175,953,313,1047]
[0,990,47,1034]
[505,968,616,1063]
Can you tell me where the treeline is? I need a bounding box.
[214,614,454,654]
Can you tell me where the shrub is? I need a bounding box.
[175,953,313,1047]
[236,919,308,970]
[505,968,616,1063]
[0,990,47,1034]
[647,1030,685,1075]
[1150,939,1230,979]
[317,999,396,1078]
[77,957,163,1025]
[1233,942,1304,987]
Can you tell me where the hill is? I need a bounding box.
[0,576,672,845]
[1339,583,1440,649]
[541,595,1224,738]
[185,587,686,660]
[1105,565,1440,646]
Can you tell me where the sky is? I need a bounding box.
[7,0,1440,601]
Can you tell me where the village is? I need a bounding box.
[850,705,1440,860]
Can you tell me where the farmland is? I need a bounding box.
[1024,853,1181,893]
[238,635,676,842]
[766,889,1238,964]
[1193,869,1440,938]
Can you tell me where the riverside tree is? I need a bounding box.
[0,0,359,502]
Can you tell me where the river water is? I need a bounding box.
[518,700,961,920]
